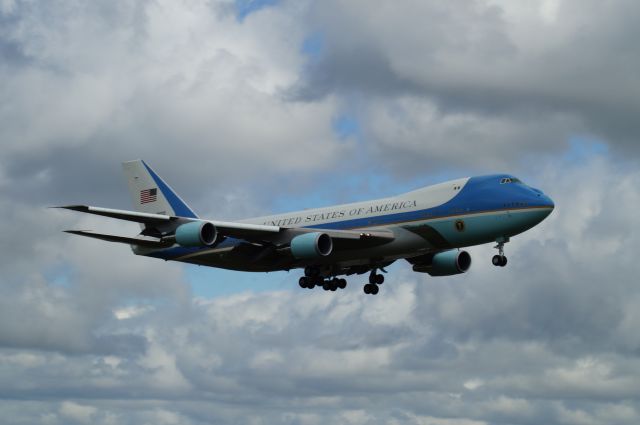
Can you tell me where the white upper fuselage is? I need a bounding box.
[243,177,470,230]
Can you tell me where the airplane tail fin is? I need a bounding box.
[122,160,198,219]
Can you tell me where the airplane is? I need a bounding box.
[58,160,555,295]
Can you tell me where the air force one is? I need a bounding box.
[58,160,554,295]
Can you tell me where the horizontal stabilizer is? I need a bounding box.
[55,205,176,224]
[56,205,280,239]
[64,230,173,248]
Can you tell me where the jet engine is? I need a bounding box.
[290,232,333,259]
[174,221,217,247]
[410,250,471,276]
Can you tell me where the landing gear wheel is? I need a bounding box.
[298,277,308,288]
[323,282,331,291]
[363,283,379,295]
[337,278,347,289]
[374,274,384,285]
[330,278,339,291]
[492,255,507,267]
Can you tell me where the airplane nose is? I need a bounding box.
[536,194,554,221]
[529,187,554,210]
[524,193,555,227]
[527,187,554,219]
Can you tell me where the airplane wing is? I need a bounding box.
[57,205,395,249]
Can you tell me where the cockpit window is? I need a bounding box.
[500,177,523,184]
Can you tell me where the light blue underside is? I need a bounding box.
[422,209,551,246]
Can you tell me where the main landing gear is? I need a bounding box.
[492,238,509,267]
[363,269,385,295]
[297,266,387,295]
[298,273,347,292]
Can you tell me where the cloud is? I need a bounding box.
[295,0,640,168]
[0,0,351,213]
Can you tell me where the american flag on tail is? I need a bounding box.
[140,188,157,204]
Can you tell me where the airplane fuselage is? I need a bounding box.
[142,174,554,273]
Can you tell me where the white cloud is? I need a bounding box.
[113,305,155,320]
[59,401,97,424]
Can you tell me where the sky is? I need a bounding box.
[1,0,639,424]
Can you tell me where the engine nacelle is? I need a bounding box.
[412,250,472,276]
[175,221,217,247]
[290,232,333,259]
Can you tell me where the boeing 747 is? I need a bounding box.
[59,160,554,295]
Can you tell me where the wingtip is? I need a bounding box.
[54,205,89,212]
[64,230,93,235]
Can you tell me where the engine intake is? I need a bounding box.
[290,232,333,259]
[411,250,471,276]
[175,221,217,247]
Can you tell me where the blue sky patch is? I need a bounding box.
[565,136,609,163]
[235,0,278,21]
[301,31,325,58]
[333,114,360,139]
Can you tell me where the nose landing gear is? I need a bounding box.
[492,237,509,267]
[363,269,385,295]
[492,254,507,267]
